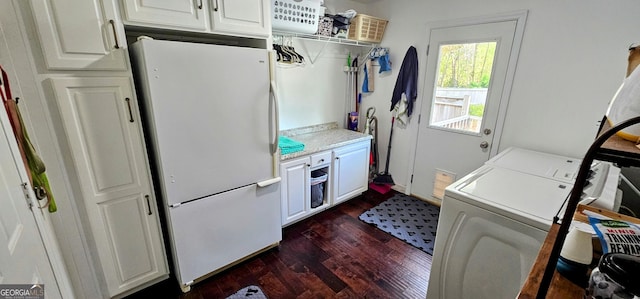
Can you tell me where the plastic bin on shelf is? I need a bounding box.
[347,14,388,43]
[272,0,322,34]
[310,170,328,208]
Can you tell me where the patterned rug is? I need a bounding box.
[225,285,267,299]
[359,194,440,255]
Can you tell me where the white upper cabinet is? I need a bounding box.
[120,0,270,38]
[29,0,128,70]
[120,0,208,31]
[210,0,270,37]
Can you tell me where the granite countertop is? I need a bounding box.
[280,122,372,160]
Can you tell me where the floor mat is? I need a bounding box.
[225,285,267,299]
[359,194,440,255]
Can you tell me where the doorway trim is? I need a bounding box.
[405,10,528,196]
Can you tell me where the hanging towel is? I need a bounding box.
[1,66,56,212]
[362,63,369,93]
[389,46,418,118]
[378,53,392,73]
[278,136,305,155]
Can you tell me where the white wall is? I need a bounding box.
[280,0,640,192]
[275,42,367,130]
[276,0,383,130]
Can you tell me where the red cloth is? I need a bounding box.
[1,66,32,182]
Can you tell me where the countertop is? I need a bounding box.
[280,122,372,161]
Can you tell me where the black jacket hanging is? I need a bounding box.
[389,46,418,116]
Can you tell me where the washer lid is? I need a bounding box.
[447,165,572,230]
[485,147,581,183]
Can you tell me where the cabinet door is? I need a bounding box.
[210,0,270,37]
[49,77,168,297]
[281,157,309,226]
[121,0,208,31]
[332,141,370,205]
[29,0,127,70]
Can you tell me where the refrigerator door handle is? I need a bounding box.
[257,177,281,187]
[270,80,280,155]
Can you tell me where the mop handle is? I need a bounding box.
[383,115,394,174]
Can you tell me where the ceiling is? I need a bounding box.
[349,0,383,3]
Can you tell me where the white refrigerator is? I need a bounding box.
[130,39,282,292]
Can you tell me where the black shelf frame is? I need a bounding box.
[536,116,640,298]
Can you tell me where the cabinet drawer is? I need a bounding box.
[310,152,331,167]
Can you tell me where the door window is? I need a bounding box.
[429,42,497,135]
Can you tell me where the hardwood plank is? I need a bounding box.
[257,271,296,298]
[124,190,429,299]
[321,254,394,298]
[258,251,308,296]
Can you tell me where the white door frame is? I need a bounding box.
[405,10,528,195]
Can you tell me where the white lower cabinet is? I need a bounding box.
[49,77,168,297]
[281,156,309,225]
[280,140,370,226]
[280,151,331,226]
[332,141,370,205]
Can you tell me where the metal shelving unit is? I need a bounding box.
[272,31,377,47]
[272,31,377,64]
[520,116,640,298]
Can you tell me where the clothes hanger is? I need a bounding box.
[283,37,304,64]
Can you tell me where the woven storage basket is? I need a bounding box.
[347,14,388,43]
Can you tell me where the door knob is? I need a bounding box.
[483,128,492,135]
[480,141,489,149]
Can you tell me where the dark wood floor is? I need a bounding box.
[125,190,432,299]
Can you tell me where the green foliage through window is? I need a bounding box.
[437,42,496,88]
[469,104,484,117]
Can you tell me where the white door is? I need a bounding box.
[0,101,62,298]
[121,0,208,31]
[332,141,370,205]
[281,157,310,225]
[49,77,168,297]
[131,40,273,206]
[29,0,128,70]
[411,16,525,201]
[210,0,270,37]
[169,183,281,290]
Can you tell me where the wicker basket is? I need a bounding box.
[347,14,388,43]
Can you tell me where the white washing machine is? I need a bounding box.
[486,147,621,211]
[426,147,620,299]
[485,146,581,183]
